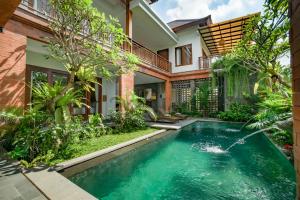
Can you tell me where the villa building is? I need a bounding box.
[0,0,253,117]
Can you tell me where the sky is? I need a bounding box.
[150,0,290,66]
[151,0,264,23]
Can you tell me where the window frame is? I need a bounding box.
[25,65,103,116]
[175,44,193,67]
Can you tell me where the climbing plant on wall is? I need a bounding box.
[212,55,253,101]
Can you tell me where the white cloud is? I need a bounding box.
[166,0,263,23]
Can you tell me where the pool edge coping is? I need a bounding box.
[21,119,292,200]
[20,119,211,200]
[262,132,292,162]
[23,128,174,200]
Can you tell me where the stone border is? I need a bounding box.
[149,119,197,130]
[262,132,292,162]
[24,168,97,200]
[196,118,246,124]
[23,128,171,200]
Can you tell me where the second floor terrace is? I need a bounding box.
[16,0,178,73]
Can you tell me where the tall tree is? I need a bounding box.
[232,0,290,90]
[47,0,138,96]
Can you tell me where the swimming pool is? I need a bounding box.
[69,121,296,199]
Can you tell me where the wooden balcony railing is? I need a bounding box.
[199,57,212,70]
[19,0,172,73]
[123,39,171,72]
[131,40,171,72]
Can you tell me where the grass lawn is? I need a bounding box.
[52,128,158,164]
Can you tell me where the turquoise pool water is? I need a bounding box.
[69,121,296,200]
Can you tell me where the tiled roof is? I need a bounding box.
[167,15,212,32]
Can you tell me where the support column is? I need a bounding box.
[0,29,27,109]
[291,0,300,197]
[165,80,172,113]
[119,0,134,105]
[125,0,132,38]
[119,73,134,101]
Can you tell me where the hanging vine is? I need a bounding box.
[212,55,254,103]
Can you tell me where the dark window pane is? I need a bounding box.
[175,44,192,66]
[31,71,48,103]
[53,73,68,86]
[90,83,97,114]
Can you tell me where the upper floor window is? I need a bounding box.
[175,44,192,66]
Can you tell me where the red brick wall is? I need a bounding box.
[165,80,172,113]
[291,0,300,197]
[119,73,134,102]
[0,30,27,109]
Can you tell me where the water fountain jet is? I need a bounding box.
[226,127,274,151]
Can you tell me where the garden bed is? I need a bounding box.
[50,128,158,165]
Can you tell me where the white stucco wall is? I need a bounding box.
[201,36,211,57]
[26,51,66,71]
[169,26,204,73]
[101,78,117,116]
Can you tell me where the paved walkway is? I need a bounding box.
[0,151,47,200]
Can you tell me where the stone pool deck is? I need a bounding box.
[0,153,47,200]
[149,118,198,130]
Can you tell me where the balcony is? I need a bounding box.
[198,57,212,70]
[20,0,55,19]
[131,40,171,72]
[19,0,171,73]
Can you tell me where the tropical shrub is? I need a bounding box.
[109,93,156,133]
[218,103,254,122]
[8,110,56,162]
[32,82,83,124]
[109,111,147,133]
[46,0,138,110]
[0,107,23,150]
[1,108,109,166]
[248,89,293,145]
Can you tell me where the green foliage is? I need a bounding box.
[119,92,157,120]
[2,108,108,166]
[173,102,195,116]
[212,55,252,98]
[213,0,292,148]
[8,110,54,162]
[47,0,139,97]
[231,0,290,90]
[195,81,210,110]
[51,128,156,165]
[110,93,157,133]
[173,80,215,117]
[32,82,83,124]
[0,107,23,124]
[218,103,254,122]
[246,88,293,145]
[248,89,292,128]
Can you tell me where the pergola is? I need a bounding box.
[199,13,260,56]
